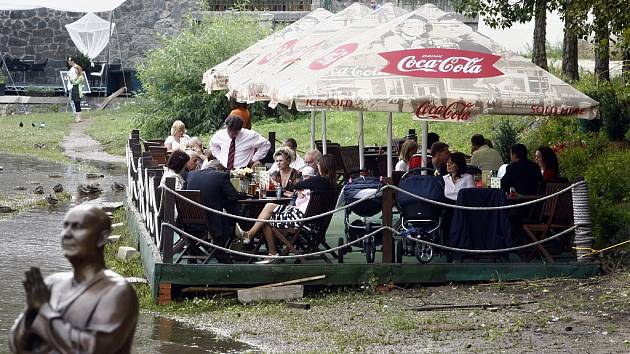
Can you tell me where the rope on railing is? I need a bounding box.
[159,184,381,224]
[161,222,583,260]
[388,181,585,211]
[400,224,581,254]
[161,222,378,260]
[571,180,594,262]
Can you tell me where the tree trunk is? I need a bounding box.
[532,0,548,70]
[593,8,610,81]
[561,0,579,81]
[623,43,630,83]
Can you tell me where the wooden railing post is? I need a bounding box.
[161,177,176,264]
[381,179,394,263]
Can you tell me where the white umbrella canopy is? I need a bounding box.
[202,8,333,92]
[234,2,410,103]
[0,0,127,12]
[227,2,374,101]
[65,12,115,60]
[264,4,599,121]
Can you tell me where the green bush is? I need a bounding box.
[0,72,5,85]
[135,14,306,138]
[575,74,630,141]
[494,118,518,163]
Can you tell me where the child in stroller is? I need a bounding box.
[340,176,383,263]
[395,174,445,263]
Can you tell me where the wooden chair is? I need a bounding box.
[173,190,214,264]
[143,141,162,151]
[268,191,339,263]
[148,146,168,166]
[521,183,574,263]
[339,146,362,179]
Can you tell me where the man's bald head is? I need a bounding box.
[62,205,111,262]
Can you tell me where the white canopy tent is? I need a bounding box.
[65,13,115,60]
[0,0,127,12]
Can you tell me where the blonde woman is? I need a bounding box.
[395,139,418,172]
[164,120,191,152]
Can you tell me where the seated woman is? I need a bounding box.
[160,150,189,190]
[535,145,560,182]
[164,120,191,152]
[270,148,302,196]
[396,139,418,172]
[443,152,474,201]
[235,155,337,264]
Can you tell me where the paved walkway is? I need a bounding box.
[60,119,126,168]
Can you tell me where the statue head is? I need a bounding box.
[61,205,111,262]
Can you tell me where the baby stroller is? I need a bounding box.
[340,176,383,263]
[395,174,444,263]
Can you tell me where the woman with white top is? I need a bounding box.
[164,120,191,152]
[443,152,474,201]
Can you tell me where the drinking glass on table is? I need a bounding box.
[259,184,267,199]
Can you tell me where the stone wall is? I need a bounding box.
[0,0,200,85]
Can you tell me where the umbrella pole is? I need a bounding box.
[310,111,316,151]
[358,111,365,170]
[421,120,428,172]
[321,111,328,155]
[387,112,393,178]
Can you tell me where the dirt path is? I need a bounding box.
[60,119,125,168]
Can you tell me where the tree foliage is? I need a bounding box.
[135,14,272,138]
[452,0,559,70]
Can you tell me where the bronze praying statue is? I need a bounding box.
[9,205,139,354]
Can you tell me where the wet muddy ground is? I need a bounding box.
[167,272,629,353]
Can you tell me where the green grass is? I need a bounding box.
[254,112,532,153]
[85,104,139,157]
[76,104,535,156]
[0,112,74,162]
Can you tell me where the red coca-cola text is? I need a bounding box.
[415,101,474,121]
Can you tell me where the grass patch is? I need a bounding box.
[78,103,533,155]
[85,104,140,157]
[0,112,74,162]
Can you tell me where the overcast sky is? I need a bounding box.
[478,11,565,54]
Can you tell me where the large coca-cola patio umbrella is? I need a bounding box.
[242,4,599,173]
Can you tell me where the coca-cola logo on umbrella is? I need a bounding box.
[309,43,358,70]
[379,48,503,79]
[258,39,299,65]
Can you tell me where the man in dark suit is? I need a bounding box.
[501,144,543,195]
[186,165,243,263]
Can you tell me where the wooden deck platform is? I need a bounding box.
[126,203,601,302]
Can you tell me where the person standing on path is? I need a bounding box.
[67,56,85,123]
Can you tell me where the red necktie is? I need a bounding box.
[226,138,236,170]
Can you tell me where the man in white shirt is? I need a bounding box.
[268,138,306,172]
[210,115,271,170]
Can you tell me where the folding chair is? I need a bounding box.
[267,191,338,263]
[173,190,215,264]
[521,183,573,263]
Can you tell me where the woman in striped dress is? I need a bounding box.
[235,155,337,264]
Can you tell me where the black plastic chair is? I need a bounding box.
[29,58,48,82]
[7,57,30,82]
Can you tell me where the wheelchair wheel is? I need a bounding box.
[415,242,433,263]
[338,237,345,264]
[396,239,404,263]
[364,237,376,263]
